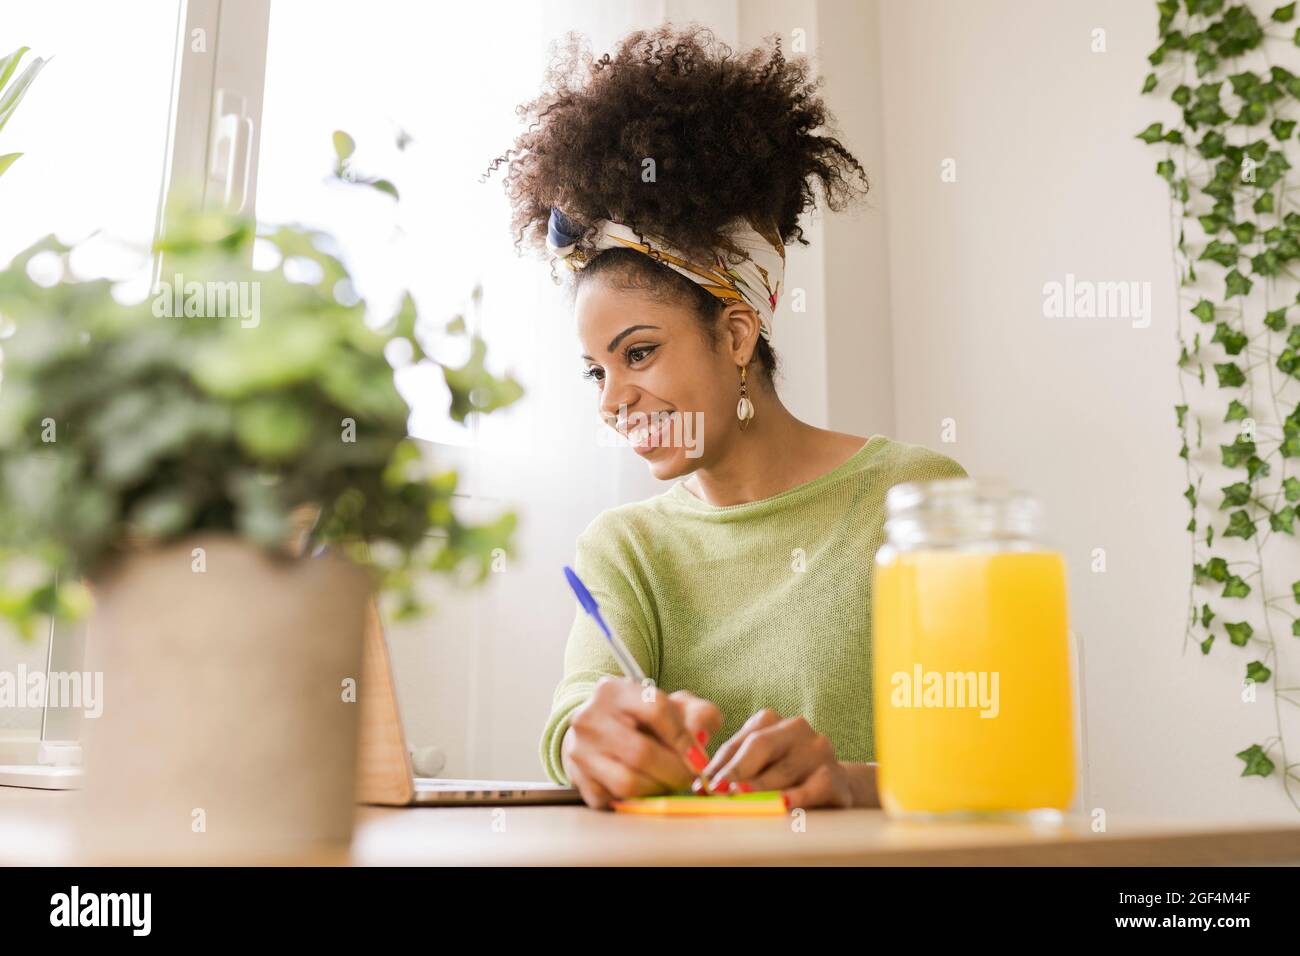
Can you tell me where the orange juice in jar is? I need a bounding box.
[872,478,1076,822]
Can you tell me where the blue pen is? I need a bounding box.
[562,565,715,790]
[563,565,647,684]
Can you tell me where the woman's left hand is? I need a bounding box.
[697,708,858,809]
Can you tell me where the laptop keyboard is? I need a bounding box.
[413,778,568,791]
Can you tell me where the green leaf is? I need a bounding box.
[1283,476,1300,501]
[1229,71,1262,99]
[1223,510,1256,540]
[1211,323,1248,355]
[1204,556,1230,582]
[1245,661,1271,683]
[368,178,399,200]
[1142,72,1158,94]
[1156,159,1176,182]
[1191,298,1217,322]
[1269,505,1295,533]
[1253,192,1275,214]
[1264,307,1288,331]
[1225,620,1254,645]
[0,152,21,177]
[1236,743,1274,777]
[1221,440,1256,468]
[1280,347,1300,378]
[1199,240,1239,268]
[441,336,526,424]
[387,291,427,362]
[1136,122,1166,144]
[0,47,32,91]
[1237,101,1268,125]
[0,51,47,137]
[1201,603,1215,628]
[128,489,194,538]
[1274,2,1297,22]
[1247,455,1270,480]
[1251,248,1281,277]
[1224,269,1253,298]
[1220,481,1252,507]
[233,397,313,461]
[1213,362,1245,387]
[332,130,355,163]
[1223,574,1251,598]
[1175,403,1189,428]
[1224,399,1249,421]
[1200,634,1215,654]
[1197,129,1225,156]
[1271,117,1297,141]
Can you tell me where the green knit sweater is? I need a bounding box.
[539,434,968,785]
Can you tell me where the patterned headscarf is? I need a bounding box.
[545,208,786,340]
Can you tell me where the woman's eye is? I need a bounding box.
[582,345,654,384]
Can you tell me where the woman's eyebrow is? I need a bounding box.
[581,324,661,361]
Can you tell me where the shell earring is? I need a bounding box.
[737,365,755,430]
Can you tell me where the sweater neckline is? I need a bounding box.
[666,434,887,515]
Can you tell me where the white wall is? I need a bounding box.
[876,0,1300,821]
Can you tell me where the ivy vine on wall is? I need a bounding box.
[1139,0,1300,809]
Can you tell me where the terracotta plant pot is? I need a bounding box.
[77,533,372,863]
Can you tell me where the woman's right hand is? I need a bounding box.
[561,676,723,810]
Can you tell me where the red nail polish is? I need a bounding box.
[708,776,730,793]
[695,730,708,746]
[686,746,708,772]
[736,781,754,793]
[781,793,791,810]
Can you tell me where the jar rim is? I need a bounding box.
[883,477,1043,547]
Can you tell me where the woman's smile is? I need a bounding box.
[626,413,672,453]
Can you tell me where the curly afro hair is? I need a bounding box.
[487,23,870,387]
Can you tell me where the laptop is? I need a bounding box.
[355,597,584,807]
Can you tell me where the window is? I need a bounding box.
[0,1,180,289]
[0,0,181,757]
[1,0,668,779]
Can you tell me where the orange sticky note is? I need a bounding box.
[611,791,786,816]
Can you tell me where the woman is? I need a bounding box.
[492,25,966,810]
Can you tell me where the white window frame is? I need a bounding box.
[155,0,270,280]
[155,0,489,493]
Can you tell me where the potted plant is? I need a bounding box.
[0,151,523,862]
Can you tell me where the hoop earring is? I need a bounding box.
[737,365,754,430]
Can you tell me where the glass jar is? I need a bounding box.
[872,477,1076,823]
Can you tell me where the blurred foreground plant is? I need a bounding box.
[0,142,523,638]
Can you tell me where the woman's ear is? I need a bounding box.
[720,302,761,364]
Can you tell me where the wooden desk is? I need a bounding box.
[4,786,1299,865]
